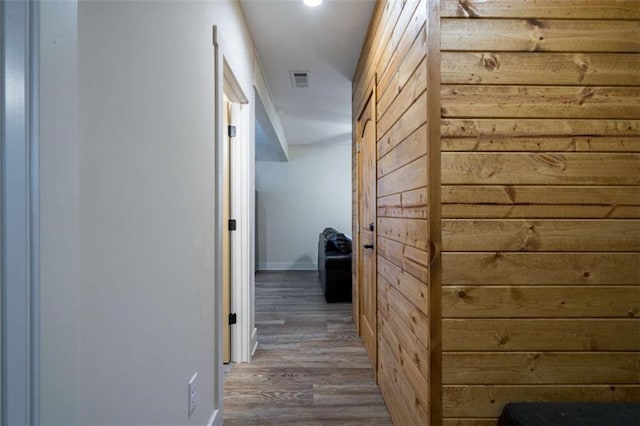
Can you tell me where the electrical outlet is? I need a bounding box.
[188,372,198,417]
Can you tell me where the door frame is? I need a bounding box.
[355,84,377,376]
[225,86,253,364]
[212,24,253,425]
[1,1,41,424]
[222,97,232,363]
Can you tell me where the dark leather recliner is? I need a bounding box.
[318,227,352,303]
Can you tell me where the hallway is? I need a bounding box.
[223,271,391,425]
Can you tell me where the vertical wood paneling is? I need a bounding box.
[440,1,640,423]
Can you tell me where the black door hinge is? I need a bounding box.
[229,313,237,325]
[228,219,237,231]
[228,125,236,138]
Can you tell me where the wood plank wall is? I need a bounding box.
[353,0,432,424]
[439,0,640,424]
[354,1,639,425]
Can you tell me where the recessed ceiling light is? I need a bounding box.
[303,0,322,7]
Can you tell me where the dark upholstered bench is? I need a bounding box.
[498,403,640,426]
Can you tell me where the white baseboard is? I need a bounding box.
[257,262,317,271]
[251,327,258,357]
[207,409,220,426]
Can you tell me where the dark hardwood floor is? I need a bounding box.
[223,271,392,425]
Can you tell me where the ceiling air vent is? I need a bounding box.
[290,71,309,88]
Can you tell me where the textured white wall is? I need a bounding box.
[256,144,352,270]
[72,1,254,424]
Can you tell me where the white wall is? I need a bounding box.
[38,1,256,424]
[39,2,80,424]
[77,1,255,424]
[256,144,352,270]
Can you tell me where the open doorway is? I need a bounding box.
[220,76,249,363]
[221,92,251,365]
[213,26,255,424]
[221,96,233,365]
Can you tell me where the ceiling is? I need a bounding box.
[240,0,375,148]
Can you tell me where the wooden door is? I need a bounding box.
[357,91,377,375]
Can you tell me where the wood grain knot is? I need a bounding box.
[534,154,568,171]
[457,290,467,298]
[526,19,548,29]
[583,272,591,278]
[497,335,510,346]
[576,60,589,83]
[503,186,517,203]
[577,87,597,105]
[481,54,500,71]
[456,0,479,18]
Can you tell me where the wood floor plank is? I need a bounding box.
[223,271,392,424]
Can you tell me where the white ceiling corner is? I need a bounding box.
[240,0,375,147]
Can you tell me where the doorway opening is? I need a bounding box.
[213,26,255,424]
[221,95,233,366]
[219,77,249,359]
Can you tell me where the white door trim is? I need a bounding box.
[228,102,254,364]
[214,28,253,366]
[212,26,225,426]
[1,1,41,424]
[212,24,255,424]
